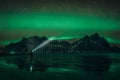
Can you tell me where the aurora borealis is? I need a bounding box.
[0,0,120,47]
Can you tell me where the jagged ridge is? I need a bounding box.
[3,33,120,53]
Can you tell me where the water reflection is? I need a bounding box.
[0,53,120,80]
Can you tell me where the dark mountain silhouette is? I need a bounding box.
[72,33,112,52]
[2,33,120,53]
[5,38,28,53]
[0,33,119,75]
[43,40,71,53]
[5,36,48,53]
[4,36,71,53]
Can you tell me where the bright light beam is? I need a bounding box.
[30,65,33,72]
[32,40,51,52]
[30,37,55,72]
[32,37,55,52]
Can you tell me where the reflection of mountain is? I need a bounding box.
[0,33,118,75]
[3,33,120,53]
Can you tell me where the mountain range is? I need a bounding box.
[0,33,119,74]
[1,33,120,54]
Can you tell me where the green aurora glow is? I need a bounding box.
[0,12,120,46]
[0,13,119,30]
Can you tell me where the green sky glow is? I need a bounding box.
[0,12,120,46]
[0,13,120,31]
[106,37,120,44]
[0,0,120,47]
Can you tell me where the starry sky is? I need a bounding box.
[0,0,120,47]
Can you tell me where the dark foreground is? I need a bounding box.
[0,53,120,80]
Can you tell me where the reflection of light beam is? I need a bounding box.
[30,37,55,72]
[10,51,15,55]
[30,36,78,72]
[30,65,33,72]
[29,36,80,72]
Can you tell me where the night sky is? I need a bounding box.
[0,0,120,47]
